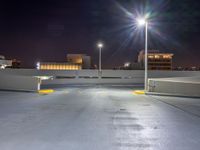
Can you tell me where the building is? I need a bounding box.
[12,59,21,68]
[37,53,91,70]
[37,62,81,70]
[7,59,21,69]
[0,55,12,69]
[138,50,174,70]
[67,54,91,69]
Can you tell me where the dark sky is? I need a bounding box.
[0,0,200,68]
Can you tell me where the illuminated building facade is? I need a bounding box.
[38,54,91,70]
[67,54,83,64]
[67,54,91,69]
[138,50,174,70]
[38,62,81,70]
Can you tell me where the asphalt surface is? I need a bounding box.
[0,86,200,150]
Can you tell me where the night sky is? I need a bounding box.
[0,0,200,68]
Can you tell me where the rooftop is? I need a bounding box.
[0,86,200,150]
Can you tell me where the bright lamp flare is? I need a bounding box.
[36,62,40,70]
[97,43,103,48]
[137,18,146,26]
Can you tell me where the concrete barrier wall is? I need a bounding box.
[148,71,200,78]
[0,69,200,86]
[42,78,144,85]
[148,77,200,97]
[0,73,39,91]
[1,69,200,77]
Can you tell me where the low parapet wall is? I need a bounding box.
[148,77,200,97]
[1,69,200,78]
[0,73,40,92]
[0,69,200,89]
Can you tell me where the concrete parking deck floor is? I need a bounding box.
[0,86,200,150]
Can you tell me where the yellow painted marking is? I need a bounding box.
[38,89,54,95]
[133,90,145,95]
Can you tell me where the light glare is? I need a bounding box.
[137,18,146,26]
[36,62,40,70]
[124,62,131,67]
[97,43,103,48]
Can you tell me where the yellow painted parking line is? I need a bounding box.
[38,89,54,95]
[133,90,145,95]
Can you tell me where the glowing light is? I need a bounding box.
[39,63,81,70]
[0,65,6,69]
[35,76,53,80]
[124,62,131,67]
[36,62,40,70]
[137,18,146,26]
[148,55,154,59]
[97,43,103,48]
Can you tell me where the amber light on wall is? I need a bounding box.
[154,55,160,59]
[163,55,172,59]
[148,55,154,59]
[40,63,81,70]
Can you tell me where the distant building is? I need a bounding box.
[37,53,91,70]
[118,62,143,70]
[0,55,12,69]
[7,59,21,69]
[138,50,174,70]
[38,62,81,70]
[67,54,91,69]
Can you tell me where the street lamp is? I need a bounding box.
[97,42,103,72]
[124,62,131,68]
[137,17,148,91]
[36,62,40,70]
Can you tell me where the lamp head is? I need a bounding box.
[137,18,147,26]
[97,43,103,48]
[124,62,131,67]
[36,62,40,70]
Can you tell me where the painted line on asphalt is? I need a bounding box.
[38,89,54,95]
[133,90,145,95]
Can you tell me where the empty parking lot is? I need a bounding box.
[0,86,200,150]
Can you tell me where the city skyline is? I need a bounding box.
[0,0,200,68]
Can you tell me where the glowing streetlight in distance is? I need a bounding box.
[36,62,40,70]
[97,42,103,72]
[97,42,103,48]
[124,62,131,67]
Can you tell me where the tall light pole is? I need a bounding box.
[137,18,148,91]
[97,42,103,72]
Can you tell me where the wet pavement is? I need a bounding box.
[0,86,200,150]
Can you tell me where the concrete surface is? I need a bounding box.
[0,73,39,91]
[0,86,200,150]
[150,76,200,83]
[148,76,200,97]
[1,69,200,86]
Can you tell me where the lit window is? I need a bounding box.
[148,55,154,59]
[163,55,171,59]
